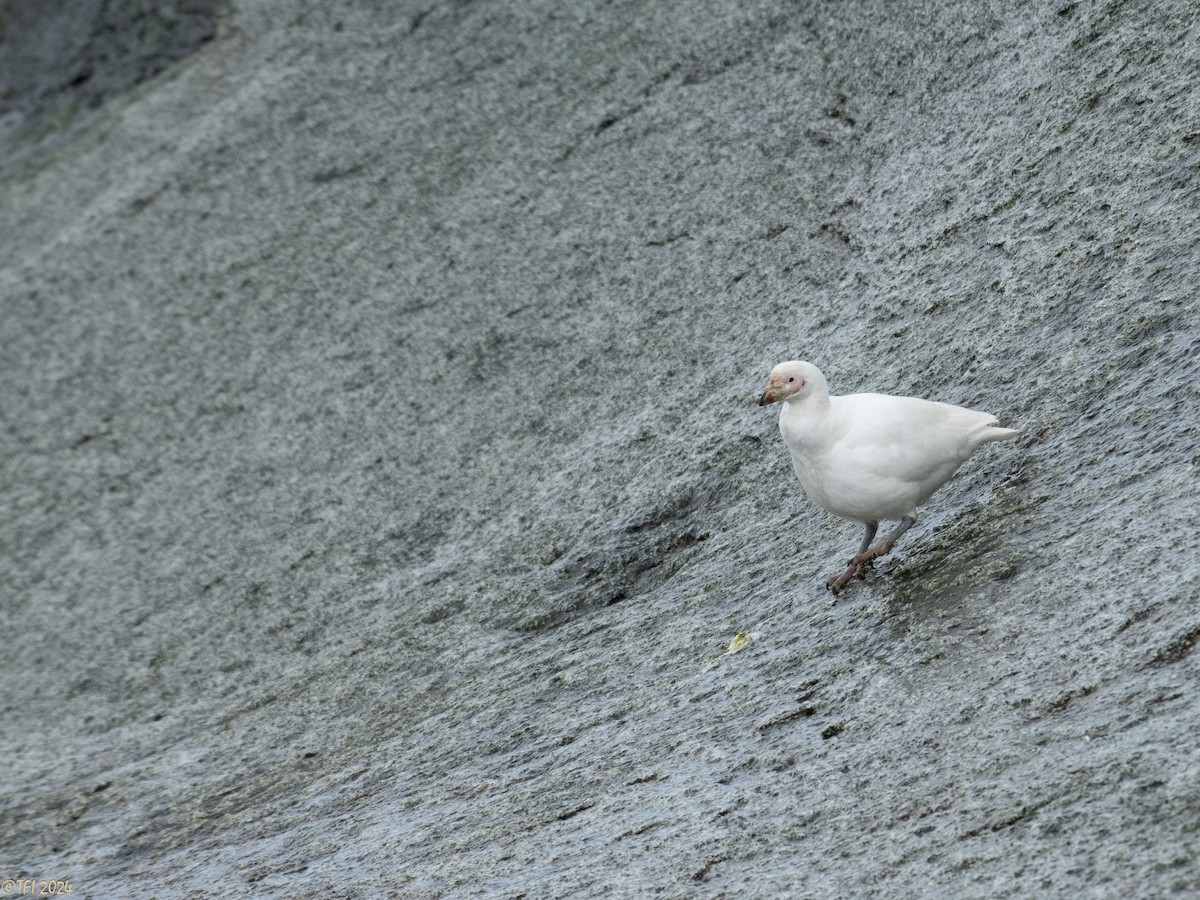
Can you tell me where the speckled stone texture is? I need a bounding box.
[2,0,1198,895]
[0,0,225,174]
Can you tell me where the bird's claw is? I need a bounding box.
[827,556,874,594]
[826,566,859,595]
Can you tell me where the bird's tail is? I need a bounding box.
[978,425,1021,443]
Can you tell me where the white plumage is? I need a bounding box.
[759,360,1019,593]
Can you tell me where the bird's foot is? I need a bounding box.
[827,560,869,595]
[851,547,885,567]
[848,553,875,577]
[826,527,910,596]
[828,547,888,594]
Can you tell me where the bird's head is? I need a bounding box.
[758,360,825,406]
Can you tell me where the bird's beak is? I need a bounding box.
[758,385,786,406]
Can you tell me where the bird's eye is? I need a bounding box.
[787,377,795,383]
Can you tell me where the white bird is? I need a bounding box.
[758,360,1019,594]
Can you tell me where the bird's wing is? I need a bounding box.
[832,393,991,485]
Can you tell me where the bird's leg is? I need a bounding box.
[853,521,879,562]
[827,521,878,595]
[826,516,917,595]
[868,515,917,561]
[851,515,917,566]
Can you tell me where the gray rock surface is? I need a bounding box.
[0,0,225,177]
[2,0,1198,895]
